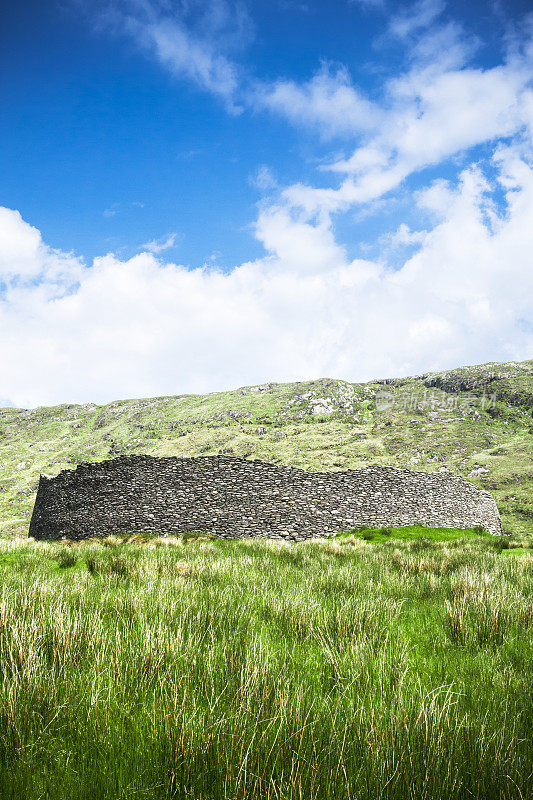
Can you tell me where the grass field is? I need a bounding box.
[0,528,531,800]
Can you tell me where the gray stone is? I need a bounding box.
[28,454,503,541]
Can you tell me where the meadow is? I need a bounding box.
[0,528,531,800]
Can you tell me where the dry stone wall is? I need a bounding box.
[29,455,503,540]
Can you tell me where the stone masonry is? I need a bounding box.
[28,455,503,540]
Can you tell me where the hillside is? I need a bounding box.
[1,359,531,538]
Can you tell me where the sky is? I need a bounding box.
[0,0,532,407]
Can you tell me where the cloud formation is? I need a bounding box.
[140,233,180,254]
[256,65,380,139]
[1,138,532,407]
[103,0,253,108]
[2,1,531,406]
[276,29,533,217]
[388,0,445,40]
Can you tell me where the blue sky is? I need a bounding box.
[1,0,528,265]
[0,0,532,406]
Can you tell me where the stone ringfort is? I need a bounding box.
[29,454,503,540]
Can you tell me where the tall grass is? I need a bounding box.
[0,533,531,799]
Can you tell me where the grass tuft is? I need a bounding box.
[53,547,78,568]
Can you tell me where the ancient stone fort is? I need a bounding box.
[29,455,503,540]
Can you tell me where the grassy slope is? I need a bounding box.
[0,359,531,538]
[0,532,531,799]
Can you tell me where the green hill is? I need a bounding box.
[1,359,531,538]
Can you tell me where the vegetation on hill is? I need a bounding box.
[0,359,531,538]
[0,530,531,799]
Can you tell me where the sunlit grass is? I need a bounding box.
[336,523,494,543]
[0,531,531,799]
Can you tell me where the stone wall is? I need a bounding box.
[29,455,503,540]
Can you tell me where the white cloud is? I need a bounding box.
[255,65,380,138]
[140,233,179,254]
[406,20,477,71]
[278,47,533,217]
[0,207,83,288]
[250,165,277,191]
[0,208,43,280]
[97,0,531,175]
[249,3,532,222]
[378,223,427,256]
[388,0,445,40]
[141,17,240,106]
[103,0,253,108]
[1,142,532,407]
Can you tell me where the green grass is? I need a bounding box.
[0,531,531,800]
[336,524,494,543]
[501,547,530,556]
